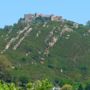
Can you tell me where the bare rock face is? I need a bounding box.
[49,36,58,47]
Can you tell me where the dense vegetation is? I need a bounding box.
[0,79,53,90]
[0,14,90,89]
[0,79,90,90]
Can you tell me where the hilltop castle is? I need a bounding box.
[24,13,63,22]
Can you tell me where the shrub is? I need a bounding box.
[61,84,73,90]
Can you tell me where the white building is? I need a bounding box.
[52,86,61,90]
[51,16,62,21]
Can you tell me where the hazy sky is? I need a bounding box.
[0,0,90,27]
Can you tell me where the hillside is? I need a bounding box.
[0,13,90,84]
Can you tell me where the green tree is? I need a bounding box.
[26,79,53,90]
[61,84,73,90]
[86,20,90,27]
[26,82,33,90]
[85,84,90,90]
[78,84,83,90]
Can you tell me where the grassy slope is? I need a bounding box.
[0,19,90,84]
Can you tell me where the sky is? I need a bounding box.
[0,0,90,27]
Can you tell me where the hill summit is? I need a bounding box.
[0,13,90,83]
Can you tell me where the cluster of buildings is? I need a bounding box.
[24,13,63,22]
